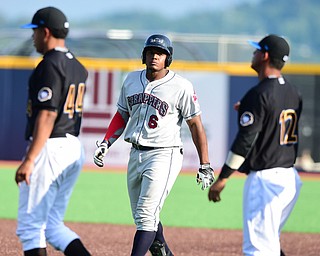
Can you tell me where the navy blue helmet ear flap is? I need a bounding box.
[165,49,173,67]
[142,34,173,67]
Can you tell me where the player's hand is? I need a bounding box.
[196,164,215,190]
[93,140,109,167]
[208,178,227,202]
[15,159,34,186]
[234,101,240,111]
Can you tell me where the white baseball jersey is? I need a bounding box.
[117,69,201,147]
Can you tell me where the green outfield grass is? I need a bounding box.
[1,165,319,233]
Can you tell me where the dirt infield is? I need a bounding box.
[2,219,320,256]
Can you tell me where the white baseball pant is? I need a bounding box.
[127,146,183,231]
[16,134,84,252]
[242,167,302,256]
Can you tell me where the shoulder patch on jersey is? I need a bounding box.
[193,90,198,102]
[240,111,254,127]
[38,87,52,102]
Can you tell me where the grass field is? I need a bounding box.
[1,164,320,233]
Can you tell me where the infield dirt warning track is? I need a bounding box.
[1,219,320,256]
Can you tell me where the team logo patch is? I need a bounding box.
[240,111,254,126]
[38,87,52,102]
[193,90,198,102]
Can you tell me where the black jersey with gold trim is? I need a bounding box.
[231,77,302,172]
[25,48,88,140]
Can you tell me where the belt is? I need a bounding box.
[132,144,180,151]
[132,144,158,151]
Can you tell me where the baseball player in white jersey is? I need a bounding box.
[94,34,215,256]
[15,7,91,256]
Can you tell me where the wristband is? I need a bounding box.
[200,163,210,169]
[102,140,111,148]
[218,164,235,179]
[225,151,245,170]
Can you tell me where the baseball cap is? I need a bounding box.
[21,7,69,31]
[248,34,290,62]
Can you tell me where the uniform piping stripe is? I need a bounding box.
[152,148,175,228]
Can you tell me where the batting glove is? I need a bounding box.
[93,140,109,167]
[197,163,215,190]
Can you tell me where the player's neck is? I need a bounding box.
[146,69,169,82]
[44,38,66,54]
[259,66,282,81]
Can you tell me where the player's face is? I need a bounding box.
[251,49,264,72]
[145,48,167,71]
[32,28,46,54]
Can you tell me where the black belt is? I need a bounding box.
[132,144,180,151]
[132,144,158,151]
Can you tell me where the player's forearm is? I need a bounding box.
[25,110,57,162]
[103,109,129,146]
[218,151,246,179]
[194,135,210,164]
[219,131,258,179]
[187,116,210,164]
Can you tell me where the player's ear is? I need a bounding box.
[43,27,52,39]
[262,51,269,61]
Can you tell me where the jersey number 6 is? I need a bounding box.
[148,114,159,129]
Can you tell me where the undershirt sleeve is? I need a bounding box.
[104,109,129,146]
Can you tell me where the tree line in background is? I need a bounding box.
[0,0,318,63]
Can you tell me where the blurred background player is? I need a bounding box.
[15,7,91,256]
[208,34,303,256]
[94,34,214,256]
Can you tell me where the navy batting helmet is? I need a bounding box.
[142,34,173,67]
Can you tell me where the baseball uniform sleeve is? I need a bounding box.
[178,78,201,120]
[230,88,263,157]
[32,59,62,111]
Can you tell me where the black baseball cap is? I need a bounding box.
[21,7,69,31]
[248,34,290,62]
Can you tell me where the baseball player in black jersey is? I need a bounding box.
[15,7,91,256]
[208,35,303,256]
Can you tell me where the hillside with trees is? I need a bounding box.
[77,0,320,63]
[0,0,319,62]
